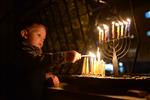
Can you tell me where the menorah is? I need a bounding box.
[82,18,132,77]
[98,18,132,77]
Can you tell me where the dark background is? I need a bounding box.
[0,0,150,99]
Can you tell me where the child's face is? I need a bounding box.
[25,24,46,49]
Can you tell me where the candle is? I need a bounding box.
[89,52,96,74]
[96,47,101,75]
[103,24,109,42]
[82,57,86,74]
[100,60,105,77]
[112,21,115,39]
[127,18,131,36]
[120,22,124,37]
[107,27,110,41]
[123,21,128,36]
[97,47,100,61]
[93,57,96,74]
[115,23,119,39]
[91,57,94,74]
[96,60,100,75]
[97,26,102,43]
[86,57,89,74]
[101,29,104,41]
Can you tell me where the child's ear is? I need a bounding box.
[21,29,28,39]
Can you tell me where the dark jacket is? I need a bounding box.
[13,42,65,100]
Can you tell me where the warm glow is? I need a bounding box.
[89,52,96,57]
[123,20,128,25]
[115,23,119,26]
[112,21,115,25]
[127,18,131,23]
[112,21,115,39]
[97,26,101,31]
[115,23,120,38]
[118,21,123,25]
[103,24,108,30]
[97,26,103,42]
[96,47,101,61]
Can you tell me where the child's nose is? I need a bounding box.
[40,38,45,42]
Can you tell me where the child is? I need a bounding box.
[14,22,81,100]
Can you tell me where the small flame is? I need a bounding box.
[89,52,96,57]
[97,26,103,32]
[115,23,119,26]
[118,21,123,25]
[103,24,109,30]
[112,21,115,24]
[127,18,131,22]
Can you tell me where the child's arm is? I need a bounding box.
[20,46,81,68]
[40,50,81,66]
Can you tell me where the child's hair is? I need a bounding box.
[20,20,48,31]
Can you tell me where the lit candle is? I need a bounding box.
[101,29,104,41]
[123,21,128,36]
[115,23,119,39]
[127,18,131,36]
[120,22,124,37]
[89,52,95,74]
[97,47,100,62]
[107,27,110,41]
[96,47,101,75]
[112,21,115,39]
[97,26,102,43]
[103,24,109,42]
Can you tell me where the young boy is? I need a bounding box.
[14,22,81,100]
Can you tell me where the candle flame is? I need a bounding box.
[115,23,119,26]
[97,26,103,32]
[112,21,115,24]
[118,21,123,25]
[127,18,131,22]
[103,24,109,30]
[89,52,96,57]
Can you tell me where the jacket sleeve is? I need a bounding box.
[39,52,66,67]
[19,45,66,69]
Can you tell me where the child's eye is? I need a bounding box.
[37,33,41,37]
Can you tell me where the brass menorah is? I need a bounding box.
[98,18,132,77]
[81,18,132,77]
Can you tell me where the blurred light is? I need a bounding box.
[119,66,124,73]
[119,62,124,73]
[145,11,150,19]
[105,63,113,71]
[105,62,125,75]
[119,62,123,66]
[146,30,150,36]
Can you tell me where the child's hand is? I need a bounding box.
[46,72,60,87]
[65,50,81,63]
